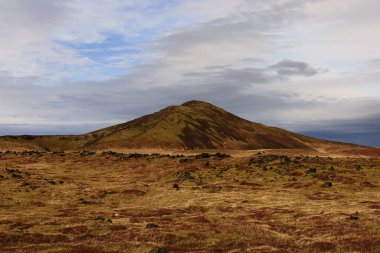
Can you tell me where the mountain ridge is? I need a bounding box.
[0,100,362,151]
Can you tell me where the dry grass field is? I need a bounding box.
[0,150,379,252]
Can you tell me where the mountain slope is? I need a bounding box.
[85,100,315,150]
[0,100,360,151]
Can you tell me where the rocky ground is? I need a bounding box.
[0,150,379,252]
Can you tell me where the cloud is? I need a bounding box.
[0,58,333,136]
[1,70,375,147]
[0,0,379,146]
[182,60,323,93]
[0,0,212,81]
[270,60,322,77]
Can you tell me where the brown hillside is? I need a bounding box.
[86,100,322,150]
[0,100,360,151]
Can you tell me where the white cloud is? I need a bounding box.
[0,0,379,145]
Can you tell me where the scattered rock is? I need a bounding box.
[149,247,167,253]
[146,223,159,229]
[5,166,21,174]
[9,222,34,232]
[178,171,195,181]
[322,182,333,187]
[306,167,317,174]
[348,215,359,220]
[195,153,210,159]
[179,158,189,163]
[79,198,87,204]
[11,173,22,179]
[127,153,149,159]
[213,153,231,159]
[80,151,96,157]
[47,180,56,185]
[173,183,180,190]
[21,181,29,187]
[280,155,292,165]
[95,216,112,223]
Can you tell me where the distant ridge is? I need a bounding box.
[0,100,361,151]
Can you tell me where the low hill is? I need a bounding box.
[0,100,361,151]
[0,139,43,152]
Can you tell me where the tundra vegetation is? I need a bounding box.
[0,150,379,252]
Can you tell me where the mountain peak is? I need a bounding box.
[0,101,358,151]
[181,100,214,107]
[82,100,329,150]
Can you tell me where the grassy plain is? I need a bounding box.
[0,150,379,252]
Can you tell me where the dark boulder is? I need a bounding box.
[146,223,159,229]
[322,182,333,187]
[149,247,167,253]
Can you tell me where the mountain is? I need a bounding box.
[82,100,331,150]
[0,100,360,151]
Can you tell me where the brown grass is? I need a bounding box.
[0,150,378,252]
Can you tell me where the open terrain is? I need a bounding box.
[0,101,379,252]
[0,150,379,252]
[0,101,365,152]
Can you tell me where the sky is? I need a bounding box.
[0,0,379,147]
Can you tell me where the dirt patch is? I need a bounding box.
[55,208,80,217]
[187,215,210,223]
[0,233,69,246]
[69,245,104,253]
[369,204,380,209]
[306,191,342,200]
[179,205,209,214]
[335,176,357,184]
[339,237,380,252]
[60,225,89,235]
[310,241,336,252]
[239,181,263,187]
[284,182,314,188]
[121,189,146,196]
[249,208,294,219]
